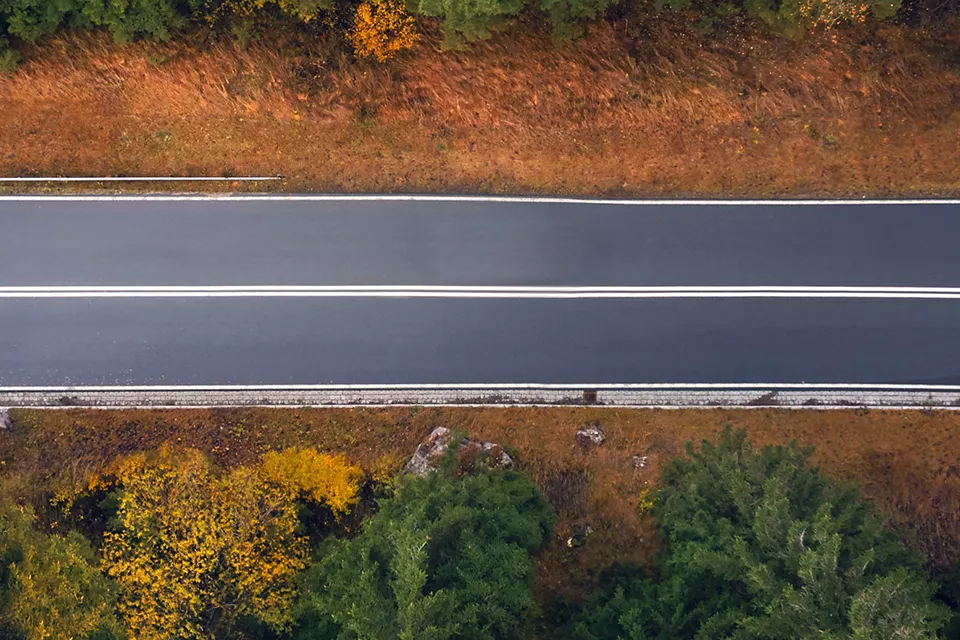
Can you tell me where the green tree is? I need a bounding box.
[408,0,522,45]
[0,0,81,42]
[294,469,556,640]
[80,0,204,42]
[0,501,123,640]
[0,0,202,44]
[572,427,949,640]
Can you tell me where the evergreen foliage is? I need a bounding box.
[571,427,949,640]
[293,469,556,640]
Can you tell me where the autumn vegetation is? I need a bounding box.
[0,0,930,63]
[3,409,960,639]
[1,0,959,196]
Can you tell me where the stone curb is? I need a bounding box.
[2,389,960,409]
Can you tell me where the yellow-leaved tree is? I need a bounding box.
[349,0,419,61]
[102,446,362,640]
[0,502,122,640]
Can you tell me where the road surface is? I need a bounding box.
[3,195,960,390]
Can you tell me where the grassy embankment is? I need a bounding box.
[3,406,960,598]
[1,20,959,197]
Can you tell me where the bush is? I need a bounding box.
[0,501,122,640]
[571,427,949,640]
[102,446,361,640]
[293,469,556,639]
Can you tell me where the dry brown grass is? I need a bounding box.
[5,407,960,600]
[1,20,959,195]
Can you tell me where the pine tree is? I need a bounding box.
[293,469,556,640]
[572,427,949,640]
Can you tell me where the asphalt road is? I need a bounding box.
[3,196,960,388]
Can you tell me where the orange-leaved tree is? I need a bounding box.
[102,446,362,640]
[349,0,419,61]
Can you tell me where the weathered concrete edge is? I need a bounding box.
[3,389,960,409]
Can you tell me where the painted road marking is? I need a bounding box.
[0,177,280,182]
[0,195,959,205]
[3,382,960,392]
[4,285,960,298]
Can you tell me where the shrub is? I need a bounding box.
[0,501,122,640]
[102,446,361,640]
[571,427,949,640]
[349,0,418,61]
[293,469,556,639]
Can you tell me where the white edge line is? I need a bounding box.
[0,194,958,205]
[3,286,960,292]
[7,292,960,299]
[0,177,282,182]
[4,286,960,299]
[4,383,960,392]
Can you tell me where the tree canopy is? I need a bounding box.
[572,427,949,640]
[0,502,122,640]
[293,469,557,640]
[102,446,362,640]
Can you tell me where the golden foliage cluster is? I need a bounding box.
[349,0,419,61]
[260,446,364,511]
[102,446,361,640]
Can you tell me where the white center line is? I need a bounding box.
[2,285,960,298]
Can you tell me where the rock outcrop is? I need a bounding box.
[404,427,514,476]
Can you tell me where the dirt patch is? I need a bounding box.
[1,20,959,196]
[4,407,960,599]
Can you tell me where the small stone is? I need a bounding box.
[0,409,9,431]
[576,421,606,449]
[632,455,648,469]
[481,442,514,470]
[565,525,594,548]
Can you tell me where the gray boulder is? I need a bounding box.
[404,426,514,477]
[576,421,606,449]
